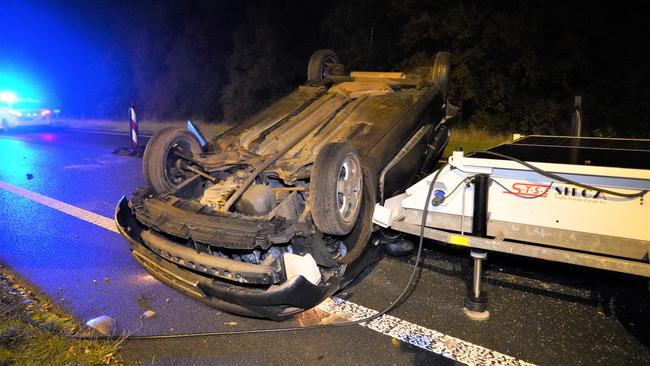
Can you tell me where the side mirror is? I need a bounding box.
[445,101,460,120]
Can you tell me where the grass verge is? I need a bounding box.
[444,128,511,157]
[52,118,231,137]
[0,265,123,366]
[52,119,509,159]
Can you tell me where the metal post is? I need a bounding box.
[472,254,483,297]
[464,175,491,320]
[464,250,489,321]
[570,96,582,137]
[472,174,489,237]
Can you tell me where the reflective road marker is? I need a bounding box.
[0,179,534,366]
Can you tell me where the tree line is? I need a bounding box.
[78,0,649,137]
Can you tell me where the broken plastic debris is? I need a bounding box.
[224,321,238,326]
[282,253,321,285]
[142,310,156,319]
[26,173,33,180]
[85,315,117,336]
[318,312,351,325]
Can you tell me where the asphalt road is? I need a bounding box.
[0,127,648,365]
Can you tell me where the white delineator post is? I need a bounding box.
[129,105,139,151]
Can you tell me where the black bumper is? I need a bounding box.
[114,196,337,320]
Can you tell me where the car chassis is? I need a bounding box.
[115,50,452,319]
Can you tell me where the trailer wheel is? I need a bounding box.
[311,142,363,235]
[307,49,340,83]
[431,52,451,97]
[143,128,201,194]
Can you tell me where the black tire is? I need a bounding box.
[431,51,451,97]
[307,49,340,82]
[143,127,201,194]
[311,142,363,235]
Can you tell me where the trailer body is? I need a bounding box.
[376,135,650,277]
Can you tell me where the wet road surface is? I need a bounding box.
[0,127,648,365]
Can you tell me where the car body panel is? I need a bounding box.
[116,59,450,319]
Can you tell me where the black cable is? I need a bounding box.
[436,176,471,204]
[478,150,648,199]
[109,148,641,340]
[76,148,643,341]
[73,166,446,341]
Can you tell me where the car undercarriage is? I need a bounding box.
[115,50,451,319]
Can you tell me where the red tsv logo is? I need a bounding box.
[506,183,551,197]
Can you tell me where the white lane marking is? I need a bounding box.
[317,298,534,366]
[63,164,104,170]
[0,180,533,366]
[0,180,118,233]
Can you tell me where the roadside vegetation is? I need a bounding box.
[0,265,123,366]
[52,117,510,158]
[52,118,231,138]
[444,128,511,157]
[48,2,647,138]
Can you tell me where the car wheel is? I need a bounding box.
[307,49,340,83]
[143,127,202,194]
[1,119,9,133]
[311,142,363,235]
[431,51,451,97]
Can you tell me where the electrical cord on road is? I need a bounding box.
[72,165,447,341]
[71,148,647,342]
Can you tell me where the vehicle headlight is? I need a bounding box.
[0,91,18,104]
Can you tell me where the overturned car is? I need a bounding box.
[115,50,451,319]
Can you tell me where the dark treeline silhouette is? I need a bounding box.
[4,0,648,137]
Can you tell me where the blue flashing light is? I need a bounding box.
[0,91,18,105]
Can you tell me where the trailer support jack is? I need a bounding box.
[464,249,490,321]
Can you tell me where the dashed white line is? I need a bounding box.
[0,180,118,233]
[317,298,535,366]
[0,179,534,366]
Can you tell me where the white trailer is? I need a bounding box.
[373,135,650,319]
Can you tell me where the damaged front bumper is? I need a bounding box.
[114,196,339,320]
